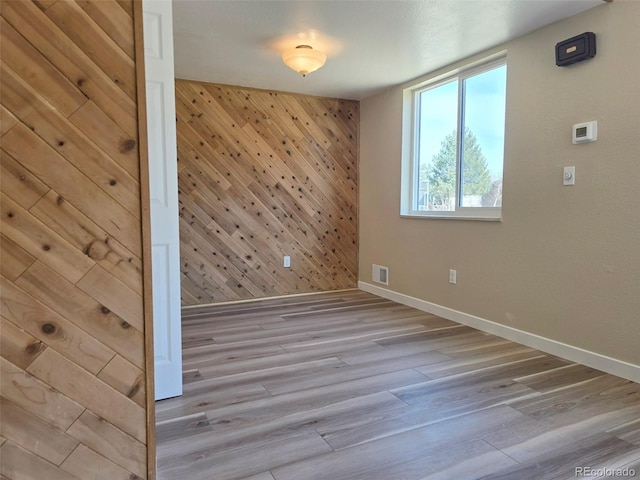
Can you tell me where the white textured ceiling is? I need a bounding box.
[172,0,604,100]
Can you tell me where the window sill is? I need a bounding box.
[400,213,502,222]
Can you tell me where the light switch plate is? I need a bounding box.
[563,166,576,186]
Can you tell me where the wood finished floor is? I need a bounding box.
[156,290,640,480]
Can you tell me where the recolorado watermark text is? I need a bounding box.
[575,466,636,478]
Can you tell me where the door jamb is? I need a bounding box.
[133,1,157,478]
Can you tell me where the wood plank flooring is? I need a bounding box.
[156,290,640,480]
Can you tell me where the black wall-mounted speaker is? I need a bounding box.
[555,32,596,67]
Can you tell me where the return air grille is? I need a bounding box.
[372,264,389,286]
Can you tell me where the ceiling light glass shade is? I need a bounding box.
[282,45,327,77]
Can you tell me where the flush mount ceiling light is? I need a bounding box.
[282,45,327,77]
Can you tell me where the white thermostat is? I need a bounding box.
[572,121,597,144]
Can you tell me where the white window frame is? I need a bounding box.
[400,53,507,221]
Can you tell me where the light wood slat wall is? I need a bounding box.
[1,1,149,479]
[176,80,359,305]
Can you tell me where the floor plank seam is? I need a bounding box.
[480,438,523,466]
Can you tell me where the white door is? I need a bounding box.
[143,0,182,400]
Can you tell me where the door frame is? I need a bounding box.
[133,1,158,478]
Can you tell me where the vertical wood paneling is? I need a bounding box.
[0,1,149,478]
[176,81,359,305]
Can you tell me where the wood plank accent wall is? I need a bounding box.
[0,1,150,478]
[176,81,359,305]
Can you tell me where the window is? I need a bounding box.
[401,56,507,220]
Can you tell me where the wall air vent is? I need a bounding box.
[372,264,389,286]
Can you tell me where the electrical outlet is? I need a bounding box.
[283,256,291,268]
[449,269,457,284]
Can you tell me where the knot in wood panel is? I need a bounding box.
[84,240,111,261]
[119,138,136,153]
[41,323,57,335]
[127,381,141,398]
[25,341,45,355]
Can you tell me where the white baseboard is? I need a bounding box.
[181,287,359,311]
[359,281,640,384]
